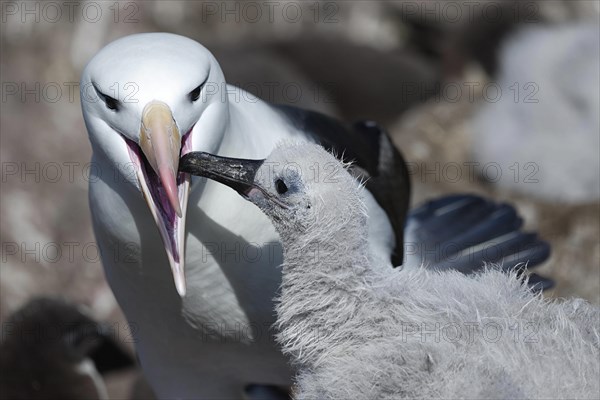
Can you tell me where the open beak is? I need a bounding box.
[179,152,289,209]
[126,100,192,297]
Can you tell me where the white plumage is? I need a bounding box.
[81,32,394,398]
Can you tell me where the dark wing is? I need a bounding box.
[274,105,410,266]
[273,106,553,290]
[405,194,554,290]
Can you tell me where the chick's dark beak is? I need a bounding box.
[179,152,264,196]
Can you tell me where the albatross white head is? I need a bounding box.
[80,33,229,296]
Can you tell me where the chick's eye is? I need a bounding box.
[189,85,202,102]
[275,178,288,195]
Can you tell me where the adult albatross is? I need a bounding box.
[80,33,551,399]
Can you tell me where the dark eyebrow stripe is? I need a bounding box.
[190,72,210,94]
[91,82,119,102]
[91,82,106,99]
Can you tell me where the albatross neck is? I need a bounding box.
[217,91,294,159]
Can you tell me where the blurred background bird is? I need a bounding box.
[1,0,598,398]
[0,297,137,400]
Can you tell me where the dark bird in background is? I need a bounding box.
[0,298,134,400]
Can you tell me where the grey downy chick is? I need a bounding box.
[180,143,600,400]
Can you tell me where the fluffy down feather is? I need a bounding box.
[264,144,599,399]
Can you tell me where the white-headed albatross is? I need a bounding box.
[80,32,551,399]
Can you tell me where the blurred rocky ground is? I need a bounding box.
[1,1,599,398]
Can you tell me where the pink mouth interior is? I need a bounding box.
[125,129,193,263]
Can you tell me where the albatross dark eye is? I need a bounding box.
[93,85,120,111]
[189,85,202,102]
[104,95,120,111]
[275,179,288,195]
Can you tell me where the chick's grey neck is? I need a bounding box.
[274,199,376,367]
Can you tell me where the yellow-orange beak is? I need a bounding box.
[140,100,183,217]
[130,100,190,296]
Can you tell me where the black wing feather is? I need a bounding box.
[274,105,552,289]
